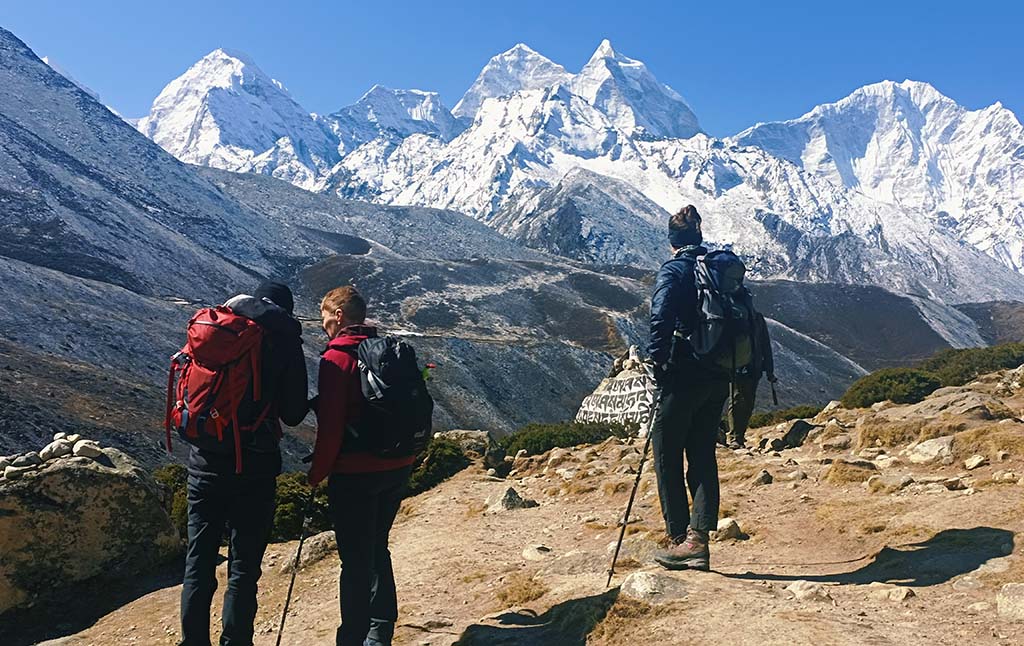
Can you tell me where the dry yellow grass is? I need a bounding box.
[856,414,976,450]
[952,423,1024,459]
[589,597,674,644]
[463,501,487,517]
[824,460,878,484]
[602,480,631,496]
[495,572,549,607]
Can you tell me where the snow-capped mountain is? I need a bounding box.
[325,85,463,153]
[488,167,667,266]
[132,39,1024,303]
[135,48,340,190]
[452,43,572,120]
[569,39,701,139]
[734,80,1024,274]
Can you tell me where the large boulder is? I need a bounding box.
[434,429,506,469]
[0,447,180,614]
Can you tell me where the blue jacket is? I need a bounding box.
[648,245,706,370]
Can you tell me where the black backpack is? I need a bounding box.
[345,336,434,458]
[691,250,756,376]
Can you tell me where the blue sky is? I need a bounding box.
[3,0,1021,136]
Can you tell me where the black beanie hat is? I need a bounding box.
[255,281,294,314]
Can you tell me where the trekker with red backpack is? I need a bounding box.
[308,285,432,646]
[170,281,308,646]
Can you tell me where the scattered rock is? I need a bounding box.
[867,474,914,493]
[283,531,337,572]
[489,487,539,512]
[785,470,808,481]
[964,454,988,470]
[996,450,1011,462]
[72,440,104,459]
[906,436,954,465]
[434,429,506,470]
[0,456,11,471]
[620,571,689,604]
[821,434,852,452]
[711,518,746,542]
[968,601,993,613]
[12,452,42,468]
[859,447,886,459]
[53,432,67,441]
[786,580,834,604]
[751,469,774,486]
[39,439,73,462]
[4,465,37,480]
[997,583,1024,621]
[942,477,968,491]
[546,448,572,468]
[757,419,820,453]
[522,545,553,561]
[65,434,82,444]
[868,583,916,602]
[875,456,901,469]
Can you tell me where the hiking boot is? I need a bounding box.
[654,528,710,571]
[728,438,746,450]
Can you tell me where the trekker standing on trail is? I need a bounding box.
[308,286,424,646]
[176,281,309,646]
[721,311,776,449]
[647,205,729,572]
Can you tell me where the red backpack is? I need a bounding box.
[164,306,269,473]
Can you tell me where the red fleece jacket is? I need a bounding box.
[307,326,416,486]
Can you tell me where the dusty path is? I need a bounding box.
[27,426,1024,646]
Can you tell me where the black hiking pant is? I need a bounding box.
[651,374,729,540]
[328,466,413,646]
[180,473,276,646]
[724,376,759,444]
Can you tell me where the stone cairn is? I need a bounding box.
[0,433,107,482]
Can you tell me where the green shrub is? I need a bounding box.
[748,405,824,429]
[272,472,332,542]
[153,463,188,539]
[498,421,636,457]
[916,343,1024,387]
[407,437,470,497]
[841,368,942,409]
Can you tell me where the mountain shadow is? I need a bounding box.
[724,527,1014,587]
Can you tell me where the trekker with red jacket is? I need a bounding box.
[309,285,416,646]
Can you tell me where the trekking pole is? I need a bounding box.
[607,364,660,588]
[275,488,317,646]
[770,379,779,406]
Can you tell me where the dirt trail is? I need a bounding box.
[24,371,1024,645]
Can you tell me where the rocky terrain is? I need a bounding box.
[0,434,179,617]
[16,363,1024,645]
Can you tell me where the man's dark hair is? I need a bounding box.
[669,205,703,248]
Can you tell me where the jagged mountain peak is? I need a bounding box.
[327,84,463,151]
[571,40,700,139]
[134,47,338,189]
[588,38,617,62]
[452,43,572,119]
